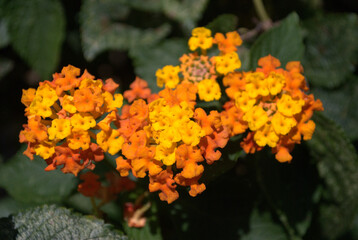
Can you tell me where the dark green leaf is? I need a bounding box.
[80,0,170,61]
[0,57,13,80]
[308,113,358,239]
[249,12,304,69]
[162,0,209,32]
[240,209,288,240]
[12,205,127,240]
[0,197,36,218]
[5,0,65,78]
[0,0,10,48]
[129,39,187,92]
[124,0,162,12]
[0,145,77,204]
[206,14,238,34]
[303,14,358,88]
[0,216,17,240]
[255,147,318,238]
[312,75,358,140]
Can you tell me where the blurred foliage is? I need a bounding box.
[0,0,358,239]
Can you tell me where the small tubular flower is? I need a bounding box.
[188,27,213,51]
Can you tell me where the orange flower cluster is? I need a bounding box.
[156,27,242,102]
[223,55,324,162]
[114,80,230,203]
[19,65,124,175]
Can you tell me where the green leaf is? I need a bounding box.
[123,201,162,240]
[129,39,187,92]
[312,75,358,140]
[162,0,209,33]
[0,197,36,218]
[0,57,13,79]
[254,148,318,238]
[12,205,127,240]
[80,0,170,61]
[123,0,162,12]
[5,0,65,78]
[308,113,358,239]
[249,12,304,69]
[206,14,238,34]
[240,209,288,240]
[0,145,77,204]
[303,14,358,88]
[0,0,10,48]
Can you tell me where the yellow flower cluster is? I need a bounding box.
[149,98,205,165]
[19,65,123,175]
[156,27,243,102]
[223,55,324,162]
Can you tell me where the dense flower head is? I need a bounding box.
[115,80,231,203]
[156,27,242,103]
[20,65,123,175]
[223,55,323,162]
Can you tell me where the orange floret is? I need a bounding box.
[123,77,151,103]
[213,31,242,54]
[149,169,179,204]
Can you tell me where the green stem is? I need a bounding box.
[252,0,271,22]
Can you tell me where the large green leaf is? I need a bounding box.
[80,0,170,61]
[206,14,238,34]
[303,14,358,88]
[312,75,358,140]
[7,205,127,240]
[254,148,318,238]
[5,0,65,78]
[129,38,187,92]
[0,197,36,218]
[308,113,358,239]
[0,0,10,48]
[249,12,304,69]
[162,0,209,33]
[0,145,77,204]
[240,209,288,240]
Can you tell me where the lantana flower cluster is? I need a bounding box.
[223,55,324,162]
[19,26,323,206]
[19,65,124,176]
[115,78,230,203]
[156,27,242,102]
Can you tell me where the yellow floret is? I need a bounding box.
[188,27,213,51]
[277,94,305,117]
[243,106,268,131]
[156,65,181,89]
[235,91,256,112]
[266,72,285,96]
[271,112,297,135]
[215,52,241,74]
[48,118,72,140]
[70,113,96,130]
[197,79,221,102]
[254,124,279,147]
[61,95,77,113]
[36,83,58,107]
[34,142,55,159]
